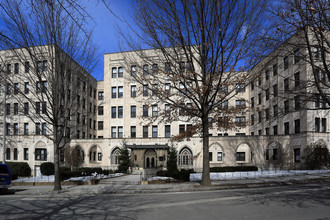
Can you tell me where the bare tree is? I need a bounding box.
[119,0,267,186]
[0,0,97,190]
[266,0,330,107]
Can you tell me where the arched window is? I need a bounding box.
[178,147,193,166]
[111,148,121,165]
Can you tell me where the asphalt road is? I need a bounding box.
[1,182,330,220]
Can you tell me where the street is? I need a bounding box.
[1,182,330,220]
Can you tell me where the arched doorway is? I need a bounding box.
[144,149,157,168]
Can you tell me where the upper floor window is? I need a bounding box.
[143,65,149,75]
[265,70,270,80]
[98,106,104,115]
[24,62,29,73]
[165,62,171,73]
[112,67,117,78]
[294,49,300,64]
[283,56,289,70]
[35,148,47,161]
[36,81,47,93]
[14,63,19,74]
[273,64,278,76]
[111,87,117,98]
[152,64,158,74]
[284,78,289,91]
[98,91,104,100]
[143,85,148,96]
[235,83,245,93]
[118,86,123,98]
[118,67,123,77]
[131,65,136,76]
[24,82,29,94]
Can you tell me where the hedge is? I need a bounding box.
[156,169,195,182]
[210,166,258,172]
[59,167,114,180]
[5,162,31,180]
[40,162,54,176]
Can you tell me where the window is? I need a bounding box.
[294,148,300,162]
[236,152,245,161]
[24,82,29,94]
[14,83,19,94]
[235,100,246,108]
[265,89,269,101]
[315,117,320,132]
[294,95,300,110]
[251,97,254,108]
[165,83,170,91]
[258,77,262,86]
[265,70,270,80]
[294,49,300,64]
[131,126,136,138]
[24,123,29,135]
[98,152,102,161]
[152,105,158,117]
[131,85,136,97]
[165,62,171,73]
[24,102,29,115]
[111,127,116,138]
[152,125,158,138]
[118,126,123,138]
[265,127,269,135]
[118,86,123,98]
[6,83,11,95]
[251,115,254,125]
[42,102,47,114]
[284,100,289,114]
[294,72,300,87]
[143,85,148,96]
[6,148,10,160]
[165,125,171,138]
[152,64,158,74]
[143,105,148,117]
[179,124,185,134]
[152,84,158,96]
[273,84,278,97]
[111,87,117,98]
[118,106,123,118]
[131,105,136,118]
[266,149,269,160]
[13,123,18,135]
[35,149,47,161]
[321,118,326,132]
[273,148,278,160]
[273,105,278,117]
[118,67,123,77]
[24,62,29,73]
[265,108,270,120]
[284,78,289,91]
[24,148,28,160]
[6,103,10,115]
[273,64,278,76]
[36,81,47,93]
[258,93,261,104]
[273,125,278,135]
[111,107,116,118]
[283,56,289,70]
[98,121,103,130]
[217,152,223,161]
[42,123,47,135]
[235,116,246,127]
[6,64,11,74]
[98,106,104,115]
[36,123,41,135]
[143,126,148,138]
[178,148,193,166]
[258,111,262,123]
[131,65,136,76]
[250,81,254,90]
[36,102,40,114]
[112,67,117,78]
[235,83,245,93]
[284,122,289,135]
[98,91,104,100]
[312,47,319,59]
[143,64,148,75]
[209,152,213,161]
[179,62,185,72]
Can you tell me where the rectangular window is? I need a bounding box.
[118,67,123,77]
[165,62,171,73]
[118,86,123,98]
[24,123,29,135]
[98,91,104,100]
[273,148,278,160]
[131,65,136,76]
[143,85,148,96]
[235,116,246,127]
[265,70,270,80]
[265,89,269,101]
[251,97,254,108]
[98,121,104,130]
[152,125,158,138]
[118,106,123,118]
[36,102,40,114]
[266,149,269,160]
[179,124,185,134]
[165,125,171,138]
[24,102,29,115]
[217,152,223,161]
[258,111,262,123]
[35,149,47,161]
[6,148,10,160]
[258,93,261,104]
[6,103,10,115]
[112,67,117,78]
[235,83,245,93]
[6,83,11,95]
[111,127,117,138]
[284,122,290,135]
[265,127,270,135]
[36,123,41,135]
[294,72,300,87]
[131,105,136,118]
[273,64,278,76]
[283,56,289,70]
[98,152,102,161]
[143,64,148,75]
[235,100,246,108]
[284,100,289,114]
[152,84,158,96]
[152,105,158,117]
[143,126,148,138]
[14,83,19,94]
[98,106,104,115]
[321,118,326,132]
[209,152,213,161]
[315,117,320,132]
[250,81,254,90]
[111,87,117,98]
[294,148,301,162]
[294,49,300,63]
[24,148,29,160]
[111,107,116,118]
[152,64,158,74]
[265,108,270,120]
[42,123,47,135]
[143,105,148,117]
[295,95,300,110]
[24,82,29,94]
[273,125,278,135]
[131,85,136,97]
[14,123,18,135]
[24,62,29,73]
[236,152,246,161]
[131,126,136,138]
[42,102,47,114]
[118,126,123,138]
[7,64,11,74]
[284,78,289,91]
[273,84,278,97]
[273,105,278,117]
[251,115,254,125]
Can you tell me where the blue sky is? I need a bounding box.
[85,0,133,80]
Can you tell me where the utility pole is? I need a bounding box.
[2,65,6,164]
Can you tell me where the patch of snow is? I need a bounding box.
[190,170,330,182]
[147,176,174,181]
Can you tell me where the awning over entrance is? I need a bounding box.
[126,144,169,150]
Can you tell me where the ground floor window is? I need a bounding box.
[111,148,120,165]
[178,148,193,166]
[236,152,245,161]
[35,148,47,161]
[217,152,223,161]
[294,148,300,163]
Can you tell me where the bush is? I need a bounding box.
[5,162,31,179]
[210,166,258,173]
[303,144,330,170]
[156,169,195,182]
[77,167,103,175]
[40,162,54,176]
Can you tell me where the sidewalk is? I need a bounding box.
[9,171,330,196]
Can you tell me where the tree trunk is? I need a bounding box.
[53,141,62,191]
[201,114,211,186]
